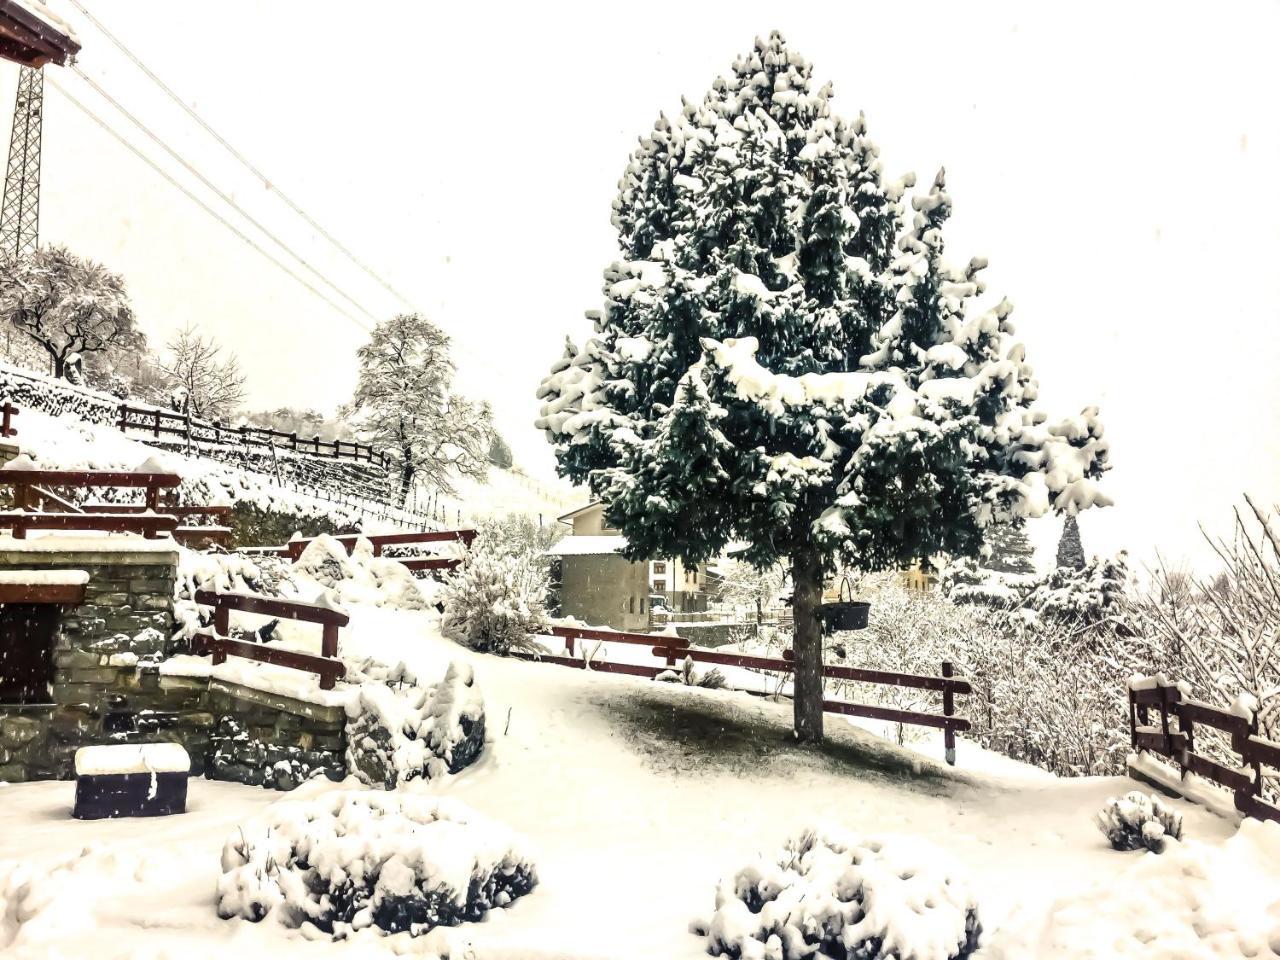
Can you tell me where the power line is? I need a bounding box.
[64,0,418,312]
[69,64,381,325]
[46,75,371,334]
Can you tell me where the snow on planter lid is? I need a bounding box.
[74,743,191,777]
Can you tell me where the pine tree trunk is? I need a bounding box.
[790,546,825,744]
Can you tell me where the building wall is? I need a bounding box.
[560,554,651,631]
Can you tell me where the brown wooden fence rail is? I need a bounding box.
[193,589,348,690]
[0,468,183,540]
[1128,676,1279,825]
[513,624,971,765]
[117,403,391,469]
[1,400,17,438]
[247,530,477,576]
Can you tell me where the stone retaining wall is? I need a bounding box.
[0,543,177,781]
[0,541,348,785]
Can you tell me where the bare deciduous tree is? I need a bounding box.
[0,245,136,380]
[162,324,247,419]
[348,313,493,505]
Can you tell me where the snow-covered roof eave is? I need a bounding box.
[543,534,630,557]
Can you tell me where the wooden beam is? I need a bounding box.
[0,581,86,604]
[193,589,350,626]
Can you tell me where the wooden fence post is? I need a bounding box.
[153,409,161,438]
[942,660,956,766]
[321,623,339,660]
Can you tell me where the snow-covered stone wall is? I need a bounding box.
[0,541,177,781]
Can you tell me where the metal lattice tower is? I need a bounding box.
[0,66,44,261]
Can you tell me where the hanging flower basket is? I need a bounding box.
[819,578,870,632]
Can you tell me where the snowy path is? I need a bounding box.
[0,605,1263,959]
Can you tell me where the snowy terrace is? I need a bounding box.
[2,590,1278,959]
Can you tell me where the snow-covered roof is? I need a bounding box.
[543,534,629,557]
[556,500,601,524]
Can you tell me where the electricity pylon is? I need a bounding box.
[0,66,44,261]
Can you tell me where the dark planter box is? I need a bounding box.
[73,771,188,820]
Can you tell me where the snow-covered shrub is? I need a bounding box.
[1094,792,1184,854]
[656,656,727,689]
[294,534,432,611]
[346,661,485,789]
[217,791,536,937]
[1129,497,1280,800]
[440,539,549,654]
[697,826,981,960]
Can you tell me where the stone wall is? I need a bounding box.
[0,541,348,786]
[0,543,177,781]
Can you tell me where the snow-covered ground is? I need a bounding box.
[2,600,1275,959]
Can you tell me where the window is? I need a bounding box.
[653,562,667,574]
[654,580,666,593]
[628,596,636,614]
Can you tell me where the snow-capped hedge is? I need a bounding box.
[1095,792,1184,854]
[0,360,121,425]
[217,792,536,937]
[697,827,982,960]
[297,534,437,611]
[346,660,486,789]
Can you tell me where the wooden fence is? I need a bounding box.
[117,403,390,468]
[1,400,17,438]
[193,589,348,690]
[1129,676,1279,825]
[514,624,970,765]
[246,529,476,577]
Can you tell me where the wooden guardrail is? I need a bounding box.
[193,589,348,690]
[1129,676,1278,825]
[0,468,183,540]
[1,400,17,438]
[512,624,971,764]
[117,403,391,469]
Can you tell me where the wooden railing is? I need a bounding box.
[513,624,970,764]
[247,530,477,575]
[1,400,17,438]
[1128,676,1278,825]
[0,468,183,540]
[117,403,391,469]
[193,589,348,690]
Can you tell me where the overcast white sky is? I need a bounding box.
[9,0,1279,569]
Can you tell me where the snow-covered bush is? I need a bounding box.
[656,656,727,689]
[697,826,981,960]
[294,534,433,611]
[217,791,536,937]
[1094,792,1184,854]
[441,538,549,654]
[1129,497,1280,800]
[346,661,485,789]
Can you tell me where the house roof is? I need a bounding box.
[543,534,629,557]
[556,500,601,525]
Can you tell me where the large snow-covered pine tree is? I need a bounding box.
[537,32,1112,742]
